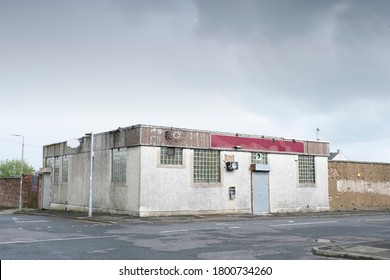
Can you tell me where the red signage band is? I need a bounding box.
[211,134,305,153]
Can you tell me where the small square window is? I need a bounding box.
[160,147,183,165]
[251,153,268,165]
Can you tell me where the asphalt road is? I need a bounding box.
[1,211,390,260]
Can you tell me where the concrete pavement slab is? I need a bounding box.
[312,240,390,260]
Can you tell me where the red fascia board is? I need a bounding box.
[211,134,305,153]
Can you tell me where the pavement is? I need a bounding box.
[312,240,390,260]
[2,207,390,260]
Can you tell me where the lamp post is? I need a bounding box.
[86,133,94,217]
[11,134,24,211]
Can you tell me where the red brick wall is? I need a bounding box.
[38,175,43,209]
[0,175,38,208]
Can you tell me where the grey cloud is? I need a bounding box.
[192,0,390,110]
[332,0,390,44]
[193,0,390,44]
[188,0,390,150]
[193,0,339,43]
[110,0,186,22]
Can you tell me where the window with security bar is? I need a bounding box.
[251,152,268,165]
[298,155,315,184]
[112,148,127,183]
[160,147,183,165]
[62,155,68,183]
[193,150,220,183]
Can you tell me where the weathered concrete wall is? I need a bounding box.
[329,161,390,211]
[44,124,329,157]
[49,152,89,212]
[270,155,329,213]
[92,147,140,214]
[48,147,141,215]
[140,126,210,149]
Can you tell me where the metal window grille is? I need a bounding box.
[54,156,60,183]
[251,153,268,165]
[298,155,315,184]
[112,148,127,182]
[62,156,68,183]
[160,147,183,165]
[193,150,220,183]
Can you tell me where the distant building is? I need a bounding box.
[41,124,330,216]
[329,149,349,161]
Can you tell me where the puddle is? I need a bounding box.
[315,238,335,243]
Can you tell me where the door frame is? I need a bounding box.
[41,168,52,210]
[251,163,271,214]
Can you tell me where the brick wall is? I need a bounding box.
[329,161,390,211]
[0,175,38,208]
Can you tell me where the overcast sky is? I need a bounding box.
[1,0,390,170]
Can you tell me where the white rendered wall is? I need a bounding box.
[49,146,329,216]
[269,154,329,213]
[139,147,252,216]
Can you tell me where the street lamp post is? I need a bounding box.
[11,134,24,212]
[86,133,94,217]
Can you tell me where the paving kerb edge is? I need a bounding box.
[312,246,388,260]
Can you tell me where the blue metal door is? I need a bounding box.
[252,171,270,214]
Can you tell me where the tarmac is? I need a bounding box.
[2,207,390,260]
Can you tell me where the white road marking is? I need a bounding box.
[160,229,189,234]
[216,222,237,226]
[0,235,119,245]
[87,248,118,254]
[364,218,390,222]
[12,217,50,224]
[161,226,238,234]
[16,220,50,224]
[271,221,339,227]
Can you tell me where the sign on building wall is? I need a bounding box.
[211,134,305,153]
